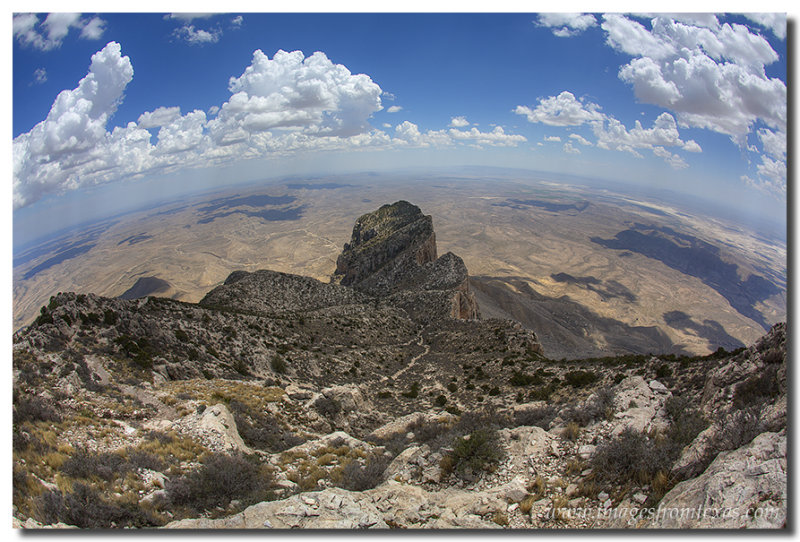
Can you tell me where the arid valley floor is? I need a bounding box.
[13,171,786,359]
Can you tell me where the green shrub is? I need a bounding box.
[103,310,118,326]
[229,400,303,452]
[590,428,670,485]
[655,364,672,378]
[513,405,556,429]
[733,365,781,408]
[174,329,190,342]
[401,382,420,399]
[166,452,273,514]
[314,396,341,418]
[270,355,287,374]
[441,428,504,480]
[34,306,54,326]
[36,483,160,528]
[564,370,598,388]
[509,371,543,386]
[337,454,390,491]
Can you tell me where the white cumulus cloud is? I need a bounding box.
[569,133,592,146]
[13,42,134,208]
[449,126,526,147]
[174,24,221,44]
[13,43,531,209]
[517,90,701,169]
[14,13,107,50]
[537,13,597,37]
[449,116,469,127]
[33,68,47,84]
[600,13,786,191]
[80,16,106,40]
[137,106,183,129]
[216,49,383,138]
[386,105,403,113]
[743,13,786,40]
[563,142,580,154]
[514,91,603,126]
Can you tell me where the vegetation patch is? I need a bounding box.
[166,452,274,516]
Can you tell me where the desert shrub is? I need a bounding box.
[79,312,101,325]
[509,371,543,386]
[103,310,118,326]
[408,415,451,445]
[591,428,671,485]
[338,454,390,491]
[435,394,448,407]
[125,448,166,472]
[733,365,781,409]
[60,448,129,481]
[453,409,499,435]
[562,388,615,426]
[113,335,154,369]
[761,347,784,365]
[561,421,581,441]
[447,382,458,393]
[655,364,672,378]
[314,396,341,418]
[166,452,273,514]
[593,387,616,418]
[712,407,765,453]
[401,382,420,399]
[664,396,708,449]
[229,399,303,452]
[374,432,410,457]
[13,394,61,425]
[271,355,287,374]
[35,483,160,528]
[513,405,556,429]
[441,428,504,480]
[174,329,190,342]
[528,383,558,402]
[564,370,598,388]
[34,306,54,326]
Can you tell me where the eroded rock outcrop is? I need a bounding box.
[642,431,787,529]
[332,201,479,321]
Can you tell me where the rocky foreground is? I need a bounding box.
[12,202,787,529]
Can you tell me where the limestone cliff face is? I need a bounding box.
[333,201,438,293]
[332,201,479,321]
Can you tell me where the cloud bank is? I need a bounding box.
[518,14,786,194]
[13,43,527,209]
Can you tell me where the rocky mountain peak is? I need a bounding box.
[331,201,479,321]
[332,201,438,293]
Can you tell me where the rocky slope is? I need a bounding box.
[11,202,786,530]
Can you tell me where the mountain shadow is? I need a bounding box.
[591,224,780,330]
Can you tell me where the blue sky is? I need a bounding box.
[11,11,789,244]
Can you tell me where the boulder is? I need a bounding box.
[642,431,786,529]
[196,403,251,453]
[320,384,366,413]
[610,376,671,436]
